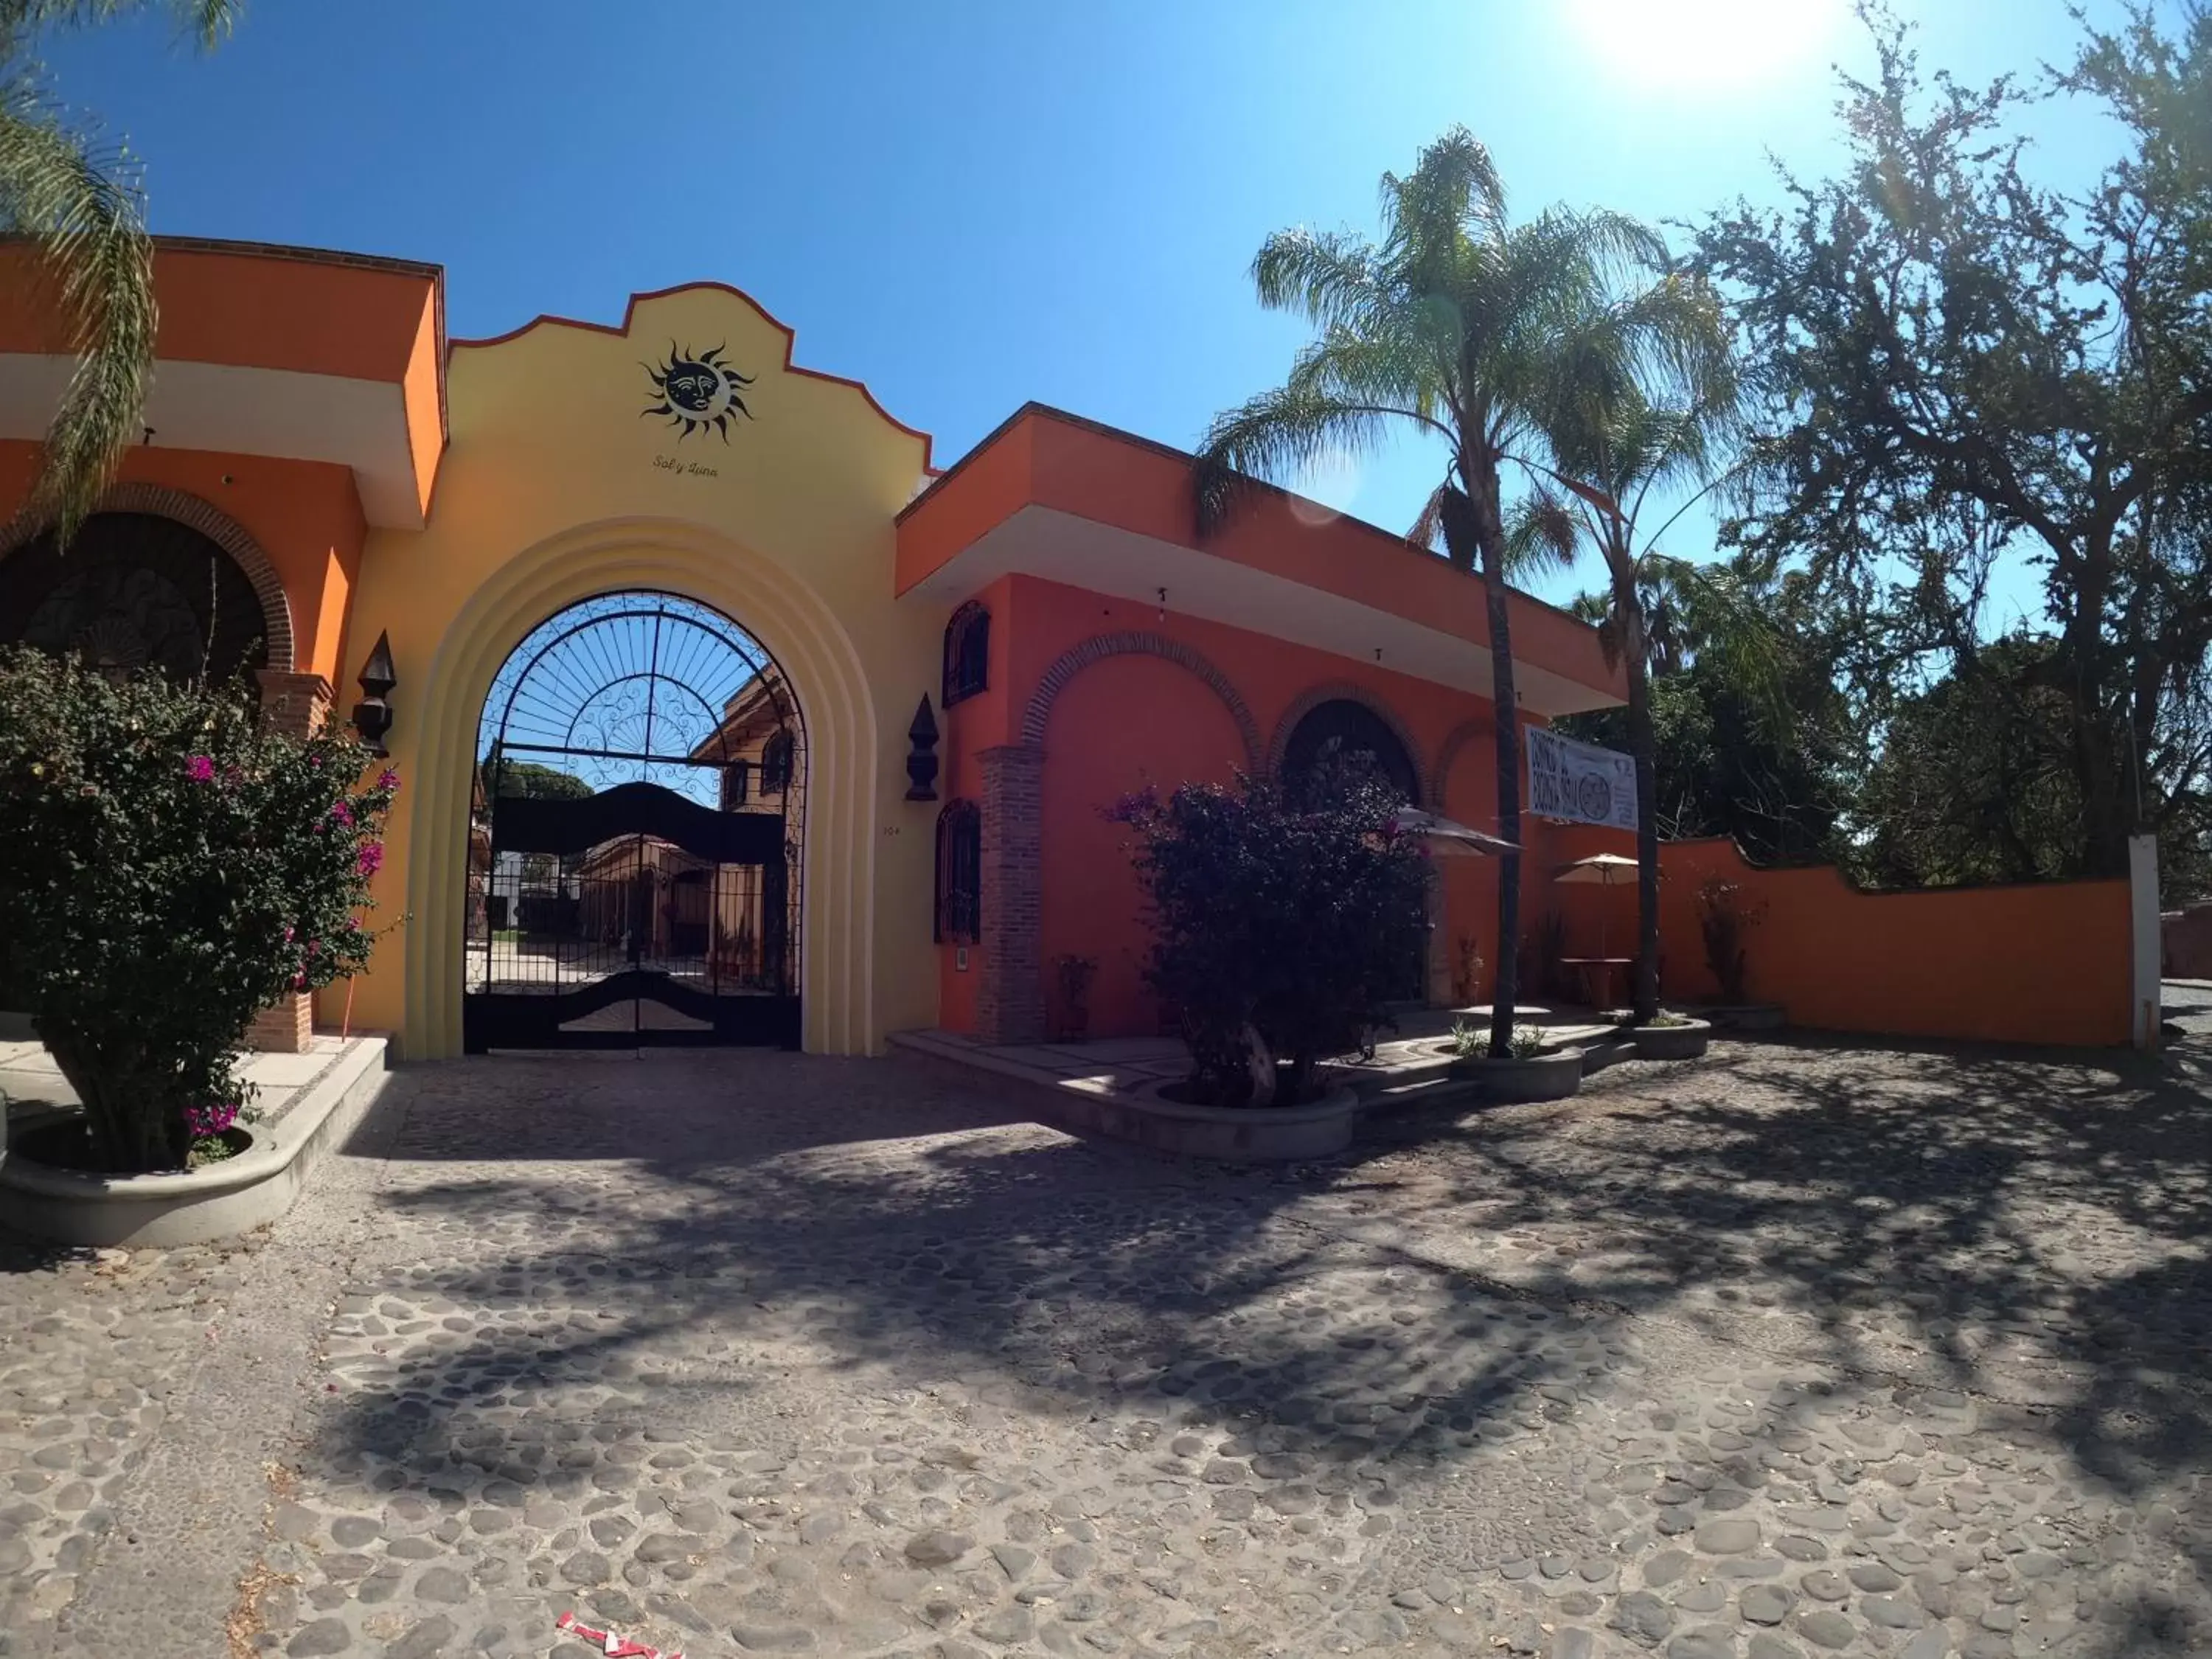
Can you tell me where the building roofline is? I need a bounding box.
[899,400,1600,631]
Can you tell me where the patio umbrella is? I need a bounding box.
[1553,852,1639,958]
[1390,807,1517,858]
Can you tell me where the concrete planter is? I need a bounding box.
[1443,1048,1584,1103]
[1077,1080,1358,1161]
[1630,1018,1713,1061]
[1705,1003,1787,1032]
[0,1037,387,1247]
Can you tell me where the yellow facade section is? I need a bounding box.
[335,286,940,1058]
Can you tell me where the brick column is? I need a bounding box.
[248,671,336,1052]
[254,669,333,740]
[975,743,1045,1046]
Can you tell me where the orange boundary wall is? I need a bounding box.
[1546,829,2134,1047]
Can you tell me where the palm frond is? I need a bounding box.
[1502,485,1584,581]
[1284,323,1453,425]
[1251,227,1388,333]
[1192,383,1424,535]
[1382,126,1506,287]
[0,88,156,540]
[0,0,243,49]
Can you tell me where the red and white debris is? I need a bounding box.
[553,1611,686,1658]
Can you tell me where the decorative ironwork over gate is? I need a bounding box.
[462,593,804,1051]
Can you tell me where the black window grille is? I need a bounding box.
[720,760,751,809]
[761,731,794,794]
[942,601,990,707]
[935,799,981,944]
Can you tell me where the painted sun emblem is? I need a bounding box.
[642,342,755,441]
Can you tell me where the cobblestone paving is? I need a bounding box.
[1,1032,2207,1659]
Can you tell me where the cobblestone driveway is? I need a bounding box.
[2,1034,2207,1659]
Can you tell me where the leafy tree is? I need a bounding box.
[1557,548,1859,870]
[0,647,396,1172]
[1856,635,2101,888]
[1694,3,2212,882]
[1193,128,1679,1056]
[2,1,243,538]
[488,759,594,801]
[1111,767,1428,1107]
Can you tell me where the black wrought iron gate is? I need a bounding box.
[462,594,804,1052]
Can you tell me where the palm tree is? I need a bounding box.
[1512,374,1790,1025]
[1,1,242,539]
[1192,127,1689,1057]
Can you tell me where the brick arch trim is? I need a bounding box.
[1019,630,1262,768]
[1265,681,1428,805]
[0,483,296,671]
[1430,716,1500,813]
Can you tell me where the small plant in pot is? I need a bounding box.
[0,647,399,1174]
[1112,762,1428,1109]
[1445,1016,1581,1102]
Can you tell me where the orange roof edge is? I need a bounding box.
[896,403,1626,700]
[0,234,450,518]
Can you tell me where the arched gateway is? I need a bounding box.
[463,592,806,1050]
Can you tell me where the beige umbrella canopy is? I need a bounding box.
[1554,852,1638,885]
[1554,852,1641,958]
[1391,808,1517,858]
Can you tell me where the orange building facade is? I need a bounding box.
[0,240,2142,1054]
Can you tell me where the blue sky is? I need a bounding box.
[47,0,2165,623]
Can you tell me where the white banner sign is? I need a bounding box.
[1526,726,1638,831]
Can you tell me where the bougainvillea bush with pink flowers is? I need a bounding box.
[1110,764,1430,1108]
[0,647,397,1172]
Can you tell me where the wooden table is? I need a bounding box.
[1559,957,1631,1010]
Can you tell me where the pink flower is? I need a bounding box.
[356,841,383,877]
[186,755,215,783]
[282,925,295,942]
[182,1099,240,1138]
[329,800,355,828]
[378,768,400,792]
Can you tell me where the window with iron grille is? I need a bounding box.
[942,602,990,707]
[720,760,751,809]
[760,730,794,794]
[934,799,981,944]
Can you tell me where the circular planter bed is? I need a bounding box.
[1105,1080,1359,1161]
[12,1116,254,1172]
[1703,1004,1787,1032]
[1441,1047,1584,1103]
[0,1038,388,1247]
[1629,1017,1713,1061]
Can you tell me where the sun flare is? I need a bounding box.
[1565,0,1843,89]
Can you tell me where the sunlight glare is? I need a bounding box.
[1565,0,1844,90]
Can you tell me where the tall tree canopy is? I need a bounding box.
[1694,2,2212,890]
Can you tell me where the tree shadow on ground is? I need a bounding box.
[319,1035,2211,1655]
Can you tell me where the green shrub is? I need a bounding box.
[0,647,398,1172]
[1112,768,1429,1107]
